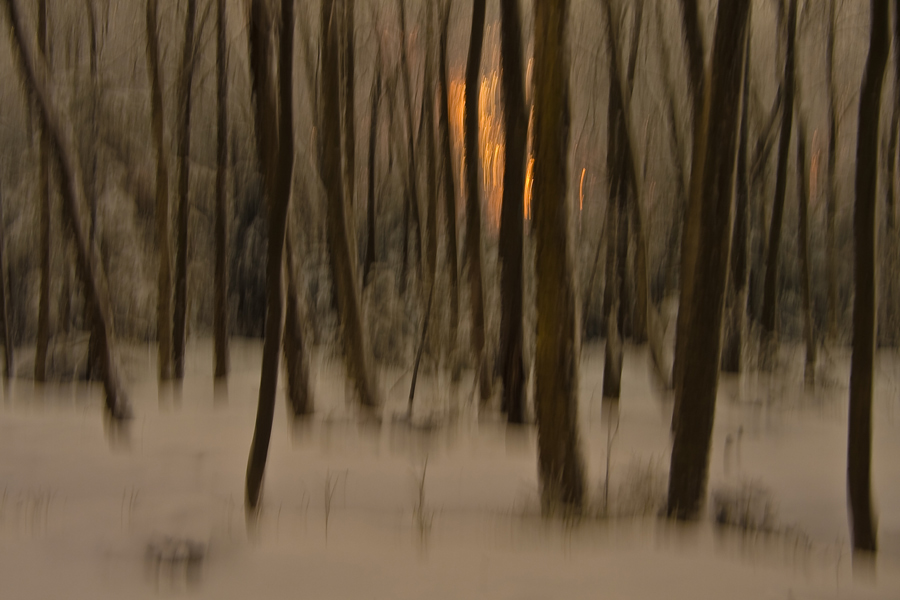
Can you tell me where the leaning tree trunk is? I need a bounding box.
[0,183,12,378]
[498,0,527,423]
[795,117,816,387]
[145,0,172,381]
[667,0,749,520]
[320,0,381,410]
[173,0,197,380]
[245,0,295,512]
[532,0,585,516]
[34,0,50,383]
[847,0,889,555]
[214,0,228,379]
[3,0,130,418]
[759,0,797,370]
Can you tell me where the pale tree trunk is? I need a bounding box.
[825,0,839,343]
[34,0,50,383]
[667,0,749,520]
[759,0,797,370]
[533,0,585,515]
[438,1,460,382]
[464,0,492,404]
[246,0,295,511]
[0,183,12,378]
[498,0,527,423]
[320,0,381,410]
[214,0,228,379]
[145,0,172,381]
[847,0,889,555]
[795,116,816,387]
[3,0,130,418]
[173,0,197,380]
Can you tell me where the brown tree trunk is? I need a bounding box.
[3,0,130,418]
[246,0,295,511]
[320,0,381,410]
[363,63,381,286]
[759,0,797,370]
[795,117,816,387]
[667,0,749,520]
[533,0,585,515]
[145,0,172,381]
[34,0,50,383]
[825,0,839,343]
[341,0,356,213]
[284,231,312,416]
[423,0,438,287]
[214,0,228,379]
[173,0,197,380]
[464,0,492,404]
[498,0,527,423]
[847,0,889,554]
[0,183,12,378]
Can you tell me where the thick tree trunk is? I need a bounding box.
[321,0,381,410]
[246,0,295,511]
[145,0,172,381]
[795,117,816,387]
[173,0,197,380]
[34,0,50,383]
[759,0,797,370]
[498,0,527,423]
[214,0,228,379]
[847,0,889,554]
[667,0,749,520]
[3,0,130,418]
[532,0,585,515]
[0,184,12,378]
[464,0,492,404]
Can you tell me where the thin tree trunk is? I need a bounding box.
[0,183,12,378]
[533,0,585,515]
[847,0,889,555]
[284,230,312,416]
[423,0,438,287]
[145,0,172,381]
[3,0,130,418]
[320,0,381,410]
[341,0,356,212]
[363,63,381,286]
[246,0,295,511]
[825,0,839,343]
[795,116,816,387]
[464,0,492,404]
[667,0,749,520]
[214,0,228,379]
[498,0,527,423]
[173,0,197,380]
[34,0,50,383]
[759,0,797,369]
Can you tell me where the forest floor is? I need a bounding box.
[1,338,899,599]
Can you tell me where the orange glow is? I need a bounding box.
[579,168,586,211]
[524,158,534,219]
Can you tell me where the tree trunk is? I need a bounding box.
[795,117,816,387]
[284,231,312,416]
[363,63,381,286]
[0,183,12,378]
[320,0,381,410]
[145,0,172,381]
[245,0,295,512]
[847,0,889,554]
[667,0,749,520]
[3,0,131,418]
[498,0,527,423]
[825,0,839,343]
[533,0,585,515]
[341,0,356,213]
[214,0,228,379]
[464,0,492,404]
[34,0,50,383]
[423,0,438,288]
[759,0,797,370]
[173,0,197,380]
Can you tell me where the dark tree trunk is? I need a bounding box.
[145,0,172,381]
[423,0,438,287]
[759,0,797,369]
[847,0,889,554]
[0,183,12,378]
[464,0,492,403]
[214,0,228,380]
[3,0,131,418]
[667,0,749,520]
[341,0,356,212]
[173,0,197,380]
[795,117,816,386]
[246,0,295,512]
[825,0,839,343]
[532,0,585,515]
[498,0,527,423]
[363,63,381,286]
[34,0,50,383]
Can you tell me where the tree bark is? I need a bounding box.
[795,116,816,387]
[214,0,228,379]
[667,0,749,520]
[464,0,492,404]
[173,0,197,380]
[759,0,797,370]
[847,0,889,554]
[34,0,50,383]
[532,0,585,515]
[498,0,527,423]
[246,0,295,511]
[2,0,130,418]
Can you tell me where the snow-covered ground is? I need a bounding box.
[1,339,899,599]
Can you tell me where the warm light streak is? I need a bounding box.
[579,168,586,211]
